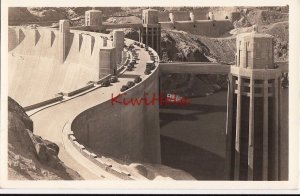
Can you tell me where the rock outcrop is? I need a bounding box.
[8,97,81,180]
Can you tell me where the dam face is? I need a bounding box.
[71,69,161,163]
[8,26,113,107]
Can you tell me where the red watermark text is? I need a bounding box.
[111,92,191,106]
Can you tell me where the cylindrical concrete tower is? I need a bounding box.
[139,8,161,57]
[112,30,125,66]
[142,8,159,24]
[85,9,102,28]
[59,20,70,63]
[225,26,282,181]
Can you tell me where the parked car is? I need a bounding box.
[134,76,142,83]
[126,81,135,88]
[146,61,155,70]
[144,68,151,75]
[101,79,110,87]
[120,85,128,92]
[109,76,118,83]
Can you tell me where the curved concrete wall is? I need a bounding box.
[71,67,161,164]
[8,27,113,107]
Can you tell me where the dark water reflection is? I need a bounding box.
[159,90,228,180]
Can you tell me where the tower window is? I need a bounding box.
[225,16,229,19]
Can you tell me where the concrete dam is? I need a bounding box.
[8,25,116,107]
[9,20,161,179]
[8,8,289,180]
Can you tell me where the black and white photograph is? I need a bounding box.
[1,0,299,193]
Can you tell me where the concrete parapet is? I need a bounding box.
[63,83,95,97]
[79,144,85,150]
[92,157,112,169]
[24,95,64,111]
[103,23,142,30]
[66,101,147,180]
[70,26,91,31]
[82,149,92,158]
[72,140,82,151]
[90,153,97,158]
[69,135,77,141]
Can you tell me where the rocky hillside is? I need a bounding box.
[8,7,123,24]
[157,7,288,97]
[8,97,81,180]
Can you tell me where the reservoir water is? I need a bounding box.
[160,86,288,180]
[160,90,228,180]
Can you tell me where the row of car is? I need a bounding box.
[126,44,139,72]
[119,42,154,91]
[120,76,142,92]
[100,76,118,87]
